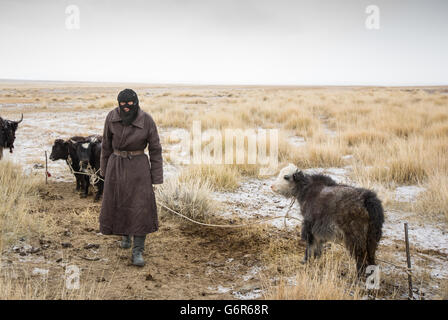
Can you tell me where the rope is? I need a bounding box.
[65,157,90,177]
[283,198,295,228]
[65,157,104,182]
[86,164,104,183]
[158,198,301,228]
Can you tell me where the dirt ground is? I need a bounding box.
[2,181,297,299]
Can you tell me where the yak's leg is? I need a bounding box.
[301,242,312,264]
[75,175,81,191]
[312,239,324,259]
[301,220,314,264]
[355,248,368,276]
[94,179,103,202]
[0,147,3,160]
[366,233,378,267]
[344,234,368,276]
[80,175,89,198]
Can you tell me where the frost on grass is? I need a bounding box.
[395,185,426,202]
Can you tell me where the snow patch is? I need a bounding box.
[287,136,306,147]
[232,288,263,300]
[395,186,425,202]
[32,268,49,277]
[213,178,302,229]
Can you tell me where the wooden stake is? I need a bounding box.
[45,151,48,184]
[404,222,413,300]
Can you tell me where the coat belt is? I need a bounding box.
[113,149,145,158]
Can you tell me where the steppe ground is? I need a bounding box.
[0,81,447,300]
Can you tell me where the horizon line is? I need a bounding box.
[0,78,447,88]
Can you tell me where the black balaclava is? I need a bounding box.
[117,89,140,126]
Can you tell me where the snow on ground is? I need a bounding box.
[213,177,302,230]
[382,209,448,274]
[3,109,108,182]
[287,135,306,147]
[395,186,426,202]
[208,284,263,300]
[3,109,182,182]
[32,268,49,277]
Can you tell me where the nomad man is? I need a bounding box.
[99,89,163,267]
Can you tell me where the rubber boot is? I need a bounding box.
[132,235,146,267]
[120,235,132,249]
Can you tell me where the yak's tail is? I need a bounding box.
[363,190,384,266]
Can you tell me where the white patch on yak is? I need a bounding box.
[81,143,89,149]
[270,163,298,197]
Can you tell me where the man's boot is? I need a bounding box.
[120,235,132,249]
[132,235,146,267]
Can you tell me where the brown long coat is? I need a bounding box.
[99,107,163,236]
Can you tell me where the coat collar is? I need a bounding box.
[110,107,145,129]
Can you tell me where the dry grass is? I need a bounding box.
[290,141,347,168]
[0,267,111,300]
[3,86,447,220]
[264,246,362,300]
[414,173,448,222]
[0,161,46,250]
[441,280,448,300]
[179,165,241,191]
[156,175,217,223]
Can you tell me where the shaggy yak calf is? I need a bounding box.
[271,164,384,275]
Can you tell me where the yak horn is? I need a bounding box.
[15,114,23,124]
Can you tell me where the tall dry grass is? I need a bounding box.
[264,248,362,300]
[156,175,218,224]
[179,165,241,191]
[149,87,448,221]
[0,161,46,250]
[2,86,447,220]
[414,173,448,222]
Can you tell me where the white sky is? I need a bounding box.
[0,0,447,85]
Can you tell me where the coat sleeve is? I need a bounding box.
[100,113,113,176]
[147,115,163,184]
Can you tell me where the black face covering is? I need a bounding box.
[117,89,140,126]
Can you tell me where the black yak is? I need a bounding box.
[49,135,102,196]
[0,114,23,160]
[272,164,384,275]
[50,136,87,192]
[75,135,104,201]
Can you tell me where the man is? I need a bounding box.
[100,89,163,267]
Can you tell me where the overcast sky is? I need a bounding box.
[0,0,447,85]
